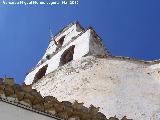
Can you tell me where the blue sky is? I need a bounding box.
[0,0,160,83]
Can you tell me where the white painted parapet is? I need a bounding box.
[0,101,58,120]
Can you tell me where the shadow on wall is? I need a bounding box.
[55,35,66,51]
[33,65,48,83]
[59,45,75,66]
[32,45,75,84]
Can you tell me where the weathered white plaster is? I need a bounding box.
[39,23,83,62]
[25,24,107,85]
[0,101,57,120]
[24,22,160,120]
[32,56,160,120]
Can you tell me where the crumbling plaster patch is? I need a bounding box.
[32,56,160,120]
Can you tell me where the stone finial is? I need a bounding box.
[72,100,84,110]
[121,116,133,120]
[0,84,5,95]
[4,84,15,97]
[89,104,100,115]
[21,84,32,92]
[3,77,14,86]
[109,116,119,120]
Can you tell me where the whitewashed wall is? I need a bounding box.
[39,23,83,63]
[0,101,57,120]
[25,29,90,85]
[32,56,160,120]
[25,23,107,85]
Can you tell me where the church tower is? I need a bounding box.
[23,22,160,120]
[25,22,109,85]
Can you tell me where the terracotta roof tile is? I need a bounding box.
[0,81,132,120]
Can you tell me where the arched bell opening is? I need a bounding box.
[59,45,75,66]
[33,64,48,83]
